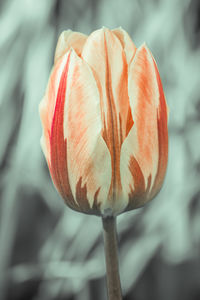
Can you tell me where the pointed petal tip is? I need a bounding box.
[133,42,156,68]
[69,46,76,54]
[139,43,157,64]
[69,46,84,63]
[138,42,149,52]
[112,27,137,63]
[54,30,87,64]
[59,30,72,39]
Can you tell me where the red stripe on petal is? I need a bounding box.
[50,52,79,210]
[126,106,134,137]
[75,178,101,215]
[39,57,68,166]
[103,33,122,201]
[127,156,144,209]
[126,155,152,210]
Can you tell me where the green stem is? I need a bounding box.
[102,216,122,300]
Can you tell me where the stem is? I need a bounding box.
[102,216,122,300]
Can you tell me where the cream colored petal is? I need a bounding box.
[63,49,112,215]
[54,30,87,64]
[81,27,132,214]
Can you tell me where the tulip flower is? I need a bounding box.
[39,27,168,300]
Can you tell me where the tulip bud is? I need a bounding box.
[39,27,168,217]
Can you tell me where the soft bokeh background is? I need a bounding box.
[0,0,200,299]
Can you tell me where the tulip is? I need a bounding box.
[39,27,168,300]
[39,27,168,217]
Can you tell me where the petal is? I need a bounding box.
[81,28,133,212]
[63,49,113,215]
[54,30,87,63]
[50,51,78,210]
[120,44,168,209]
[39,53,70,165]
[150,58,168,198]
[112,27,137,64]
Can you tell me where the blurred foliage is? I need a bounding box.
[0,0,200,299]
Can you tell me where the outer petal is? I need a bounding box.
[39,54,69,165]
[50,51,78,211]
[62,49,112,215]
[81,27,133,213]
[120,44,168,210]
[112,27,137,64]
[54,30,87,64]
[150,58,168,199]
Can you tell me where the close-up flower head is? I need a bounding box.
[39,27,168,217]
[0,1,199,300]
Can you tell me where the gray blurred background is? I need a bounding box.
[0,0,200,299]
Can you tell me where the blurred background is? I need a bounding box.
[0,0,200,299]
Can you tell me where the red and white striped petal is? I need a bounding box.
[62,49,112,215]
[120,44,168,210]
[49,51,77,210]
[39,53,70,165]
[112,27,137,64]
[54,30,87,64]
[81,28,133,213]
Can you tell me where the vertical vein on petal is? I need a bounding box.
[103,32,121,202]
[126,155,152,211]
[81,28,134,213]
